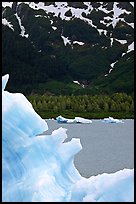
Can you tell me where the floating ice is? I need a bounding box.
[2,75,134,202]
[102,116,124,123]
[56,115,92,124]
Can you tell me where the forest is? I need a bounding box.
[27,92,134,119]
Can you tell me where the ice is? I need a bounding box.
[70,168,134,202]
[102,116,124,123]
[56,115,92,124]
[2,75,134,202]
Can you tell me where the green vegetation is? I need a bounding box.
[27,93,134,119]
[2,2,134,96]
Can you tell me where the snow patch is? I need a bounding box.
[111,60,118,68]
[15,13,29,38]
[2,18,14,31]
[2,2,13,8]
[61,35,71,46]
[73,41,85,45]
[116,39,127,44]
[130,2,134,7]
[52,26,57,30]
[73,80,80,85]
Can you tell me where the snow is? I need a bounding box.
[61,35,71,46]
[122,41,134,57]
[111,60,118,68]
[56,115,92,124]
[15,13,29,38]
[73,80,85,88]
[2,18,14,31]
[73,41,85,45]
[108,68,113,74]
[128,41,134,52]
[52,26,57,30]
[35,15,45,18]
[2,2,13,8]
[2,72,134,202]
[73,80,80,85]
[97,29,107,36]
[116,39,127,44]
[98,4,111,14]
[126,22,134,29]
[130,2,134,7]
[112,2,131,28]
[2,2,133,35]
[110,37,114,46]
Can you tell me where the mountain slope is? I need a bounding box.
[2,2,134,95]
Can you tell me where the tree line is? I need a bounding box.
[27,93,134,119]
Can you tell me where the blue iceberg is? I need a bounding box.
[2,75,134,202]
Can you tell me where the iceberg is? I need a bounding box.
[102,116,124,123]
[56,115,92,124]
[2,75,134,202]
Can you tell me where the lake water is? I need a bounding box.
[41,119,134,178]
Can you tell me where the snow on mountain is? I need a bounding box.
[111,60,118,68]
[104,60,118,77]
[122,41,134,57]
[73,80,80,85]
[2,2,133,40]
[116,39,127,44]
[61,35,71,46]
[73,41,85,45]
[2,2,134,94]
[112,2,131,28]
[130,2,134,7]
[15,13,29,38]
[2,2,13,8]
[2,18,14,31]
[128,41,134,52]
[52,26,57,30]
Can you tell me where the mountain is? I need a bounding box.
[2,2,134,95]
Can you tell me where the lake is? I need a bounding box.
[41,119,134,178]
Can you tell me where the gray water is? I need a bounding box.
[42,119,134,178]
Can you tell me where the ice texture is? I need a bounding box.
[2,75,134,202]
[56,115,92,123]
[102,116,124,123]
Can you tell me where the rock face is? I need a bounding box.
[2,2,134,95]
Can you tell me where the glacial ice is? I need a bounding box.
[56,115,92,124]
[2,75,134,202]
[102,116,124,123]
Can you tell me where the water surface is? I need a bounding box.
[42,119,134,178]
